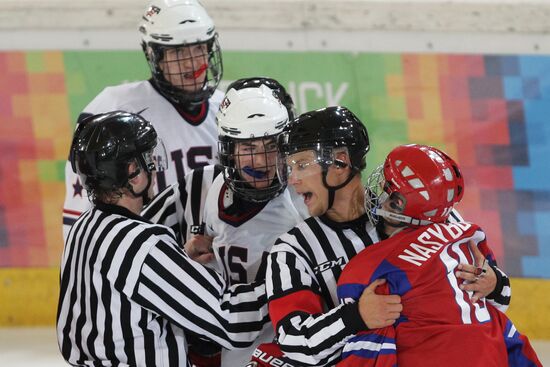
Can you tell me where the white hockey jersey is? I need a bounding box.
[202,173,308,367]
[63,80,222,239]
[204,174,306,285]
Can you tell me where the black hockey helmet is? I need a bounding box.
[279,106,370,173]
[227,77,296,120]
[69,111,160,195]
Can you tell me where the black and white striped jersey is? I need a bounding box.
[266,211,512,366]
[144,164,310,367]
[57,202,268,367]
[267,214,379,366]
[142,164,224,245]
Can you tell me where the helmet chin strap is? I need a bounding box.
[374,208,432,227]
[321,162,356,211]
[127,168,154,206]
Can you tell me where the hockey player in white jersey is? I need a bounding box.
[142,78,308,367]
[62,0,224,239]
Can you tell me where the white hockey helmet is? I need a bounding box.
[217,82,290,202]
[139,0,222,105]
[217,84,289,139]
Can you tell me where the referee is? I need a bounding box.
[56,111,267,367]
[265,106,512,366]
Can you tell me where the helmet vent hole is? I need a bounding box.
[401,166,414,177]
[447,188,455,202]
[424,209,437,217]
[419,190,430,201]
[443,167,453,181]
[408,178,424,189]
[248,113,266,118]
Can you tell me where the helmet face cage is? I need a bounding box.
[219,135,285,202]
[364,164,385,226]
[216,83,290,202]
[145,35,222,104]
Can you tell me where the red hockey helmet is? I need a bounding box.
[376,144,464,225]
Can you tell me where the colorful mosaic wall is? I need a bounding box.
[0,52,70,267]
[0,50,548,278]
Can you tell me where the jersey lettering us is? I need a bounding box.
[203,172,307,367]
[63,80,222,239]
[204,173,306,285]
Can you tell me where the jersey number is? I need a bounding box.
[441,243,491,324]
[218,246,269,285]
[156,146,212,190]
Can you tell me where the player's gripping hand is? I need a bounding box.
[245,343,296,367]
[358,279,402,329]
[456,240,497,303]
[185,234,214,264]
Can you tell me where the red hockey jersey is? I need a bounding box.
[336,221,541,367]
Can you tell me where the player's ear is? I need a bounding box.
[127,161,143,187]
[334,151,350,171]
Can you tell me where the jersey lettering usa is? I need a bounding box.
[202,172,309,367]
[62,80,222,240]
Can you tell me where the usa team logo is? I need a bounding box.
[220,96,231,111]
[145,5,160,18]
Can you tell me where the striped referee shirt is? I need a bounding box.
[266,212,511,366]
[142,164,223,245]
[57,202,267,367]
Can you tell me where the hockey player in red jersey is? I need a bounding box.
[336,144,541,367]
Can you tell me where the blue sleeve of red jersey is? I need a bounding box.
[337,260,401,367]
[490,306,542,367]
[336,328,397,367]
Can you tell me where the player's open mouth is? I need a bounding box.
[302,192,313,205]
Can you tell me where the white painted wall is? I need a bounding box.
[2,0,550,53]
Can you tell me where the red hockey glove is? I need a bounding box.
[188,348,221,367]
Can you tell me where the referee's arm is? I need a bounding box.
[142,181,186,244]
[133,238,269,349]
[266,246,366,366]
